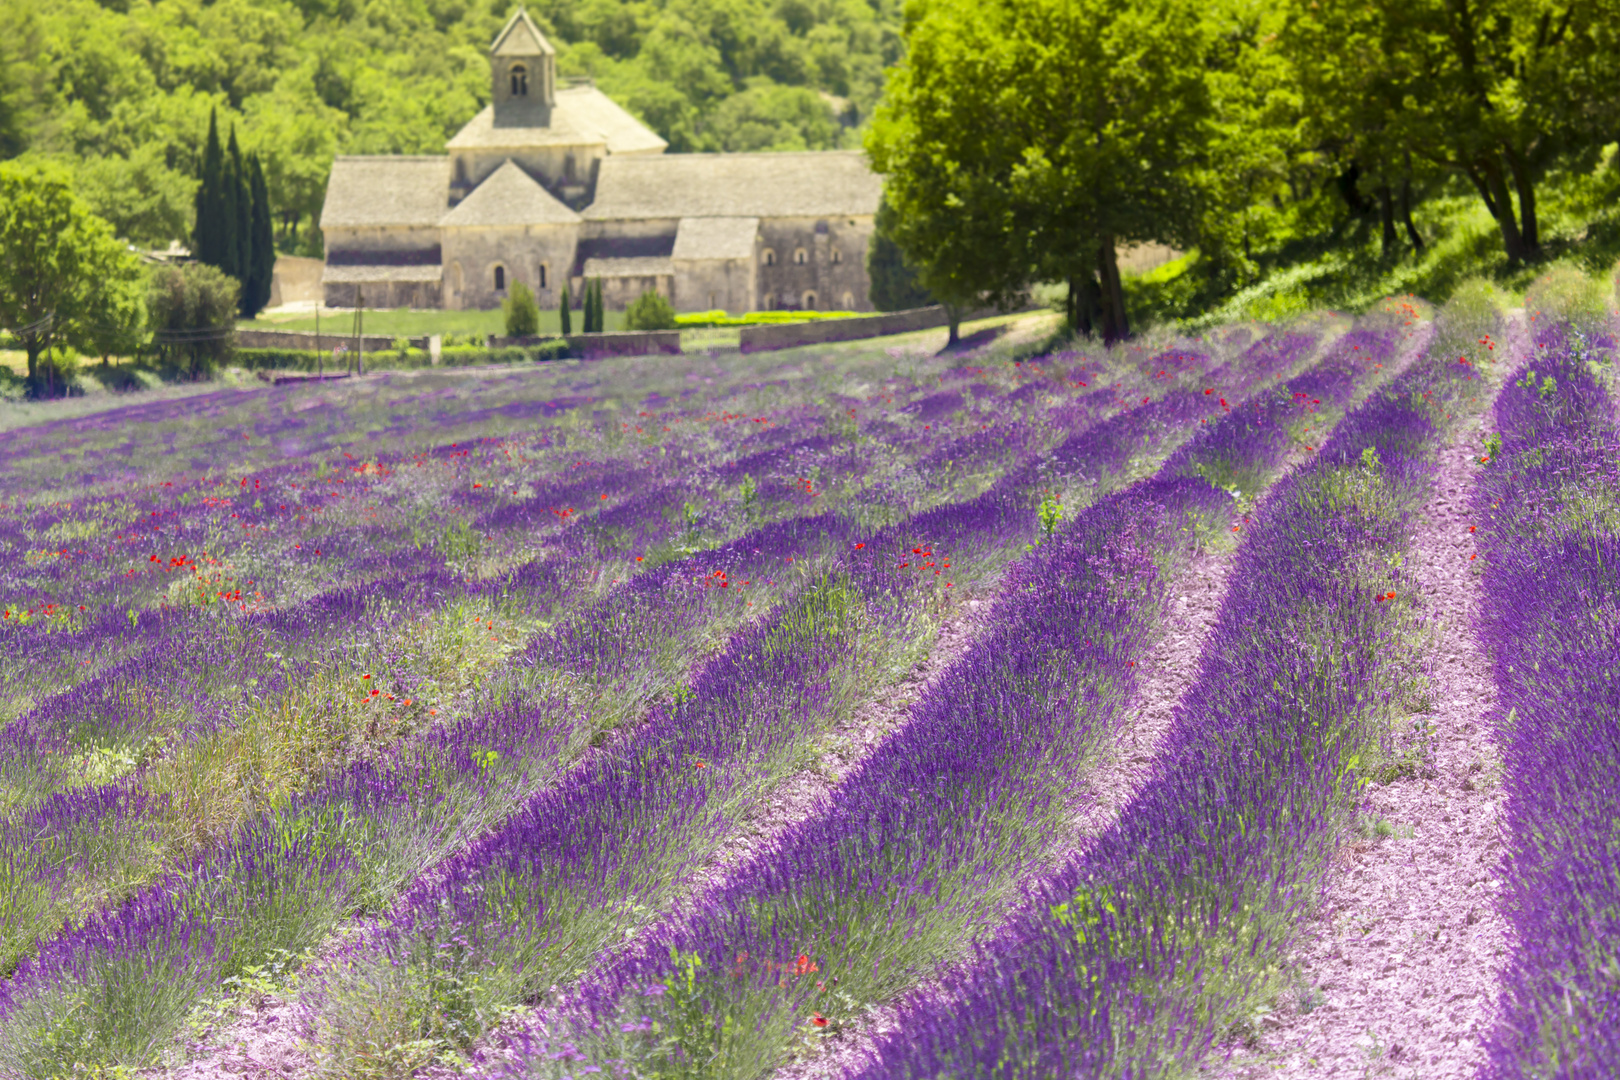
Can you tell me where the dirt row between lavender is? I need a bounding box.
[1210,320,1521,1080]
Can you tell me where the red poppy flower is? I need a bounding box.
[812,1014,828,1028]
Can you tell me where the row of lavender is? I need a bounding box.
[837,297,1503,1077]
[0,348,1138,982]
[0,340,1231,1071]
[493,325,1376,1077]
[284,334,1298,1071]
[1472,317,1620,1076]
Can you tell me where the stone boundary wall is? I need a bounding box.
[737,306,949,353]
[236,329,429,352]
[488,331,682,358]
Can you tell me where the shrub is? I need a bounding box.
[503,281,540,337]
[1525,266,1608,334]
[625,290,678,331]
[146,263,238,379]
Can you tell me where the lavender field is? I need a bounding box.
[0,296,1615,1080]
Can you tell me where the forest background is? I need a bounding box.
[3,0,1620,334]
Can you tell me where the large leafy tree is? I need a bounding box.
[868,0,1217,343]
[0,161,145,394]
[1284,0,1620,264]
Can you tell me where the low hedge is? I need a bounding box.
[235,340,572,372]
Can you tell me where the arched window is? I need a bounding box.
[802,291,818,309]
[493,265,506,291]
[841,292,854,310]
[538,263,548,289]
[510,64,528,97]
[763,292,775,310]
[762,249,776,266]
[793,248,808,265]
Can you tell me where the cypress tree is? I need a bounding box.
[193,108,226,269]
[226,127,250,296]
[559,281,572,335]
[588,278,603,332]
[584,279,594,332]
[247,153,275,316]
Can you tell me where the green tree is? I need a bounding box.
[146,262,238,380]
[867,195,934,311]
[870,0,1218,343]
[245,153,275,315]
[226,126,252,291]
[73,145,198,249]
[625,288,677,330]
[558,280,572,335]
[1283,0,1620,264]
[503,279,540,336]
[0,161,145,396]
[193,109,234,273]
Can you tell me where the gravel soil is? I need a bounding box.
[1209,328,1519,1080]
[782,544,1242,1080]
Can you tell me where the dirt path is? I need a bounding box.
[778,544,1241,1080]
[1210,333,1517,1080]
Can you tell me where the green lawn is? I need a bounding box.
[241,308,626,337]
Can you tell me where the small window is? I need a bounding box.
[539,263,548,289]
[841,291,854,309]
[793,248,808,265]
[763,292,775,310]
[511,64,528,97]
[831,248,842,264]
[763,248,776,266]
[803,291,818,309]
[493,265,506,290]
[451,261,463,294]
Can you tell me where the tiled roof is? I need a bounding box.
[321,264,443,283]
[585,151,882,221]
[439,161,581,227]
[672,216,759,261]
[445,86,666,155]
[582,256,674,278]
[319,157,450,229]
[491,9,553,57]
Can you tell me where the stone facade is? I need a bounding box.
[320,10,882,314]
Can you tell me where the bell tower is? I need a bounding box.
[490,8,555,128]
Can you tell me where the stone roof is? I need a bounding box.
[445,87,666,155]
[672,216,759,261]
[491,9,553,57]
[321,264,443,284]
[320,157,451,229]
[585,151,882,221]
[582,256,674,278]
[439,161,581,228]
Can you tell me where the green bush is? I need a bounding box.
[146,262,238,379]
[503,281,540,336]
[625,290,678,331]
[1525,265,1609,334]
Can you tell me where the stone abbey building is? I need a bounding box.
[319,10,883,313]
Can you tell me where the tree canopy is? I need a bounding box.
[0,0,899,252]
[0,160,145,394]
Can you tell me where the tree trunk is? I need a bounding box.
[1097,240,1129,345]
[945,303,960,346]
[1401,171,1424,250]
[1068,274,1099,338]
[1465,166,1499,220]
[1503,146,1540,255]
[1378,184,1398,258]
[1480,159,1526,263]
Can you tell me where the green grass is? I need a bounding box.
[1122,153,1620,330]
[240,307,627,337]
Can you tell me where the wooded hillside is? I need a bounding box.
[0,0,896,251]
